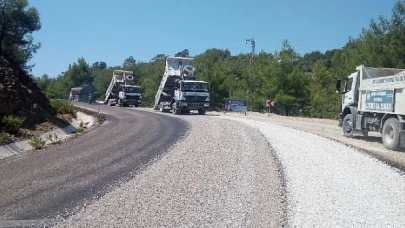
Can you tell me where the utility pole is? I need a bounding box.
[245,38,255,111]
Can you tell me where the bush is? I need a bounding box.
[50,99,77,116]
[2,115,25,134]
[29,135,46,149]
[0,132,10,144]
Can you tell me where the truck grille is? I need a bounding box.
[184,96,207,102]
[126,95,139,100]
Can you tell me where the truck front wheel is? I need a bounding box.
[198,109,206,115]
[342,114,354,138]
[382,118,401,151]
[172,102,180,115]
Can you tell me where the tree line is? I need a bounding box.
[3,0,405,119]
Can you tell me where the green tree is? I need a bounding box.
[307,62,339,118]
[35,73,53,91]
[64,57,92,87]
[0,0,41,70]
[175,49,190,57]
[92,68,115,100]
[271,40,308,116]
[151,54,166,62]
[92,61,107,70]
[123,56,136,67]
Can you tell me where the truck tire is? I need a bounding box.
[198,109,206,115]
[382,118,401,151]
[172,102,180,115]
[159,104,164,112]
[107,100,115,106]
[342,114,354,138]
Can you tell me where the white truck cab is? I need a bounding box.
[337,71,359,127]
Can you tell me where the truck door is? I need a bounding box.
[343,72,359,107]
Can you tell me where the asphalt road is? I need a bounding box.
[0,103,187,224]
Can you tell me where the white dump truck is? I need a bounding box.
[336,65,405,150]
[104,70,142,107]
[153,56,210,115]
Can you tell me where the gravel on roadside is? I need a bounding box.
[222,116,405,227]
[54,115,286,228]
[213,111,405,171]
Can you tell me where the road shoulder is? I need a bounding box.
[213,111,405,171]
[0,110,100,160]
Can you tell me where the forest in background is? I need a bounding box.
[34,1,405,119]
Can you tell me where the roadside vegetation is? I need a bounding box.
[50,99,78,120]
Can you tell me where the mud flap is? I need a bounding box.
[400,131,405,148]
[399,118,405,148]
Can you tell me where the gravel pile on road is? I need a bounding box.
[55,115,286,227]
[222,116,405,227]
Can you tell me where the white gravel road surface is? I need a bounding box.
[222,116,405,227]
[55,115,286,227]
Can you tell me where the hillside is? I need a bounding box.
[0,57,68,145]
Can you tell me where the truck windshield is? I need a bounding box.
[181,83,209,92]
[124,87,140,93]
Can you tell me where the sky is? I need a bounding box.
[28,0,397,77]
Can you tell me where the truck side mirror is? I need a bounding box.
[335,79,341,93]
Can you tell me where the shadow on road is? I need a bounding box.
[353,135,405,153]
[353,135,381,143]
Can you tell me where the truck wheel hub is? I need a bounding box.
[344,121,352,132]
[385,126,394,143]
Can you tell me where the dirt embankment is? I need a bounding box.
[0,57,68,145]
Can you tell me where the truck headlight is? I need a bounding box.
[206,97,210,101]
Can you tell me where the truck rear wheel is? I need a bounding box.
[382,118,401,151]
[342,114,354,138]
